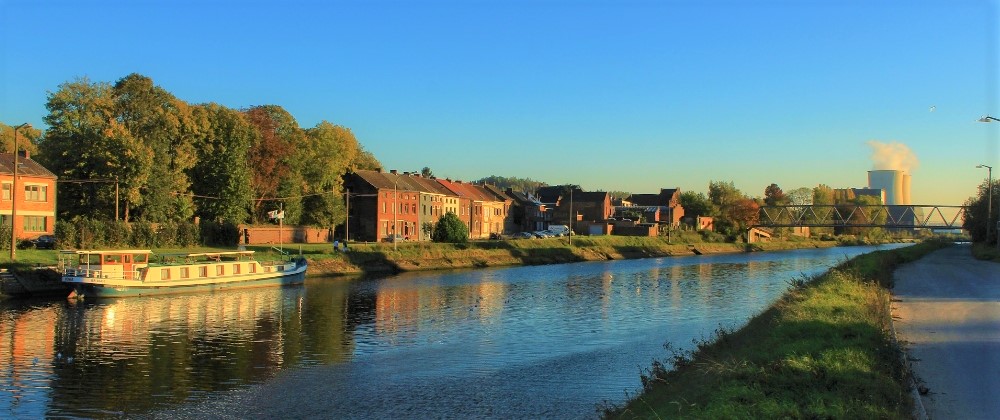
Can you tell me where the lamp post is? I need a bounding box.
[977,164,994,247]
[10,123,30,261]
[980,115,1000,248]
[391,172,413,251]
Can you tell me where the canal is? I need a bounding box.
[0,245,905,418]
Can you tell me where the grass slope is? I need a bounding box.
[610,240,948,419]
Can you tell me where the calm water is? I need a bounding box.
[0,245,905,418]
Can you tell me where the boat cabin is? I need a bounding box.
[59,250,152,280]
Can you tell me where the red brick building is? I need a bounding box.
[0,151,57,240]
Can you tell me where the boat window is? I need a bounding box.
[180,267,190,279]
[233,264,241,274]
[104,254,122,264]
[123,255,132,264]
[216,265,225,276]
[135,254,148,263]
[199,266,208,277]
[249,264,257,274]
[161,268,171,280]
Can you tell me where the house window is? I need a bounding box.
[24,185,47,202]
[23,216,45,232]
[1,183,9,200]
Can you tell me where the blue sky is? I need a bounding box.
[2,0,998,205]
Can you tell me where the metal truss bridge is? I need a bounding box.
[754,205,967,230]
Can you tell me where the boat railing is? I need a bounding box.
[63,267,143,281]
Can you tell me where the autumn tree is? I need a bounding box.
[245,105,296,223]
[763,183,787,206]
[0,123,41,155]
[727,197,761,236]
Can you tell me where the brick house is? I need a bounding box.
[0,151,57,240]
[343,169,423,242]
[504,189,547,232]
[626,188,685,226]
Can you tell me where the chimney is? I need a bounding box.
[20,150,29,160]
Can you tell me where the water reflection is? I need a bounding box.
[0,245,906,418]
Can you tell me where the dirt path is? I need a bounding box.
[892,244,1000,420]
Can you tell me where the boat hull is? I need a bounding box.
[66,262,308,298]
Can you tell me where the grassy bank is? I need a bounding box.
[971,242,1000,262]
[0,235,853,276]
[299,235,842,276]
[609,240,948,419]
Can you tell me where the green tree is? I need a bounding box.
[475,175,547,193]
[351,146,382,172]
[421,167,434,178]
[298,121,362,227]
[112,73,197,222]
[39,77,137,221]
[432,212,469,243]
[189,104,254,223]
[680,191,715,220]
[809,184,835,236]
[963,179,999,244]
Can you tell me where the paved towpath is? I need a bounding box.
[892,244,1000,420]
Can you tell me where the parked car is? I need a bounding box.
[514,232,535,239]
[24,234,56,249]
[383,234,405,243]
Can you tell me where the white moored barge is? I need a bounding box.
[59,249,308,298]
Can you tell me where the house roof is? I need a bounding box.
[535,186,564,204]
[506,190,542,206]
[436,179,495,202]
[0,154,57,179]
[352,170,442,194]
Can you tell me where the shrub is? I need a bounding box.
[432,212,468,243]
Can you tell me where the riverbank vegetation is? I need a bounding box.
[607,240,948,419]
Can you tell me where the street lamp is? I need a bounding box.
[978,115,1000,123]
[977,164,993,247]
[391,171,415,251]
[10,123,31,261]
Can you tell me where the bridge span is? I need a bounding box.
[753,204,967,230]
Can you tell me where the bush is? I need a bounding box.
[432,212,468,243]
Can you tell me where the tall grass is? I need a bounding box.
[608,240,949,419]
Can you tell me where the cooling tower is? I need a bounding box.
[901,174,911,205]
[868,170,905,205]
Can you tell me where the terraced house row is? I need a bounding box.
[343,169,516,242]
[343,169,687,243]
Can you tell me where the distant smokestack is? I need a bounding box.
[868,170,905,205]
[902,174,912,205]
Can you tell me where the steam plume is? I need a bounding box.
[866,140,918,173]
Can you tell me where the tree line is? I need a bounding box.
[32,73,381,229]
